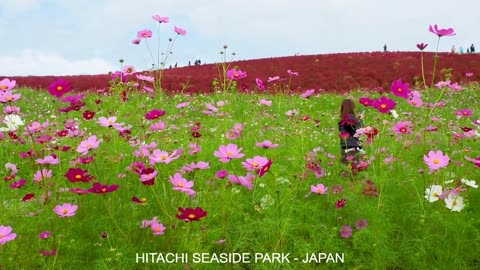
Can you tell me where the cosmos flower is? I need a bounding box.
[428,24,456,37]
[53,203,78,217]
[423,150,450,172]
[176,207,207,222]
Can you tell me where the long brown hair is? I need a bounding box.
[340,99,356,119]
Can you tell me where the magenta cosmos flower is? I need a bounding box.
[454,109,472,117]
[372,96,396,114]
[174,26,187,35]
[423,150,449,172]
[145,109,166,120]
[394,121,414,134]
[0,78,16,91]
[48,79,72,98]
[214,144,245,162]
[0,225,17,245]
[76,135,102,155]
[428,24,456,37]
[176,207,207,222]
[391,79,412,99]
[417,43,428,50]
[228,173,255,190]
[89,182,119,194]
[339,225,352,238]
[152,15,169,23]
[256,78,266,90]
[54,203,78,217]
[226,68,247,80]
[359,97,373,107]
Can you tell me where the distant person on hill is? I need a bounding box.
[467,47,470,53]
[383,44,387,52]
[451,45,456,53]
[471,44,475,53]
[338,99,364,166]
[459,46,464,54]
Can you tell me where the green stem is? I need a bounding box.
[430,37,441,88]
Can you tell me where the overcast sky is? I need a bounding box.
[0,0,476,76]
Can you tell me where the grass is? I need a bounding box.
[0,83,479,270]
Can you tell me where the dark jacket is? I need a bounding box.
[338,113,363,149]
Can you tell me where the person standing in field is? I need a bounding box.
[471,44,475,53]
[383,44,387,52]
[338,99,364,166]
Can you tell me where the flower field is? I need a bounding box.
[1,19,480,270]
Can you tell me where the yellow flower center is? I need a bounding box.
[140,198,147,203]
[62,209,68,214]
[317,187,323,193]
[234,73,239,78]
[101,188,107,192]
[252,162,258,167]
[433,159,440,165]
[380,104,387,109]
[177,182,184,187]
[452,199,457,206]
[75,174,82,179]
[57,86,63,91]
[432,192,438,197]
[397,88,402,92]
[400,128,406,133]
[160,155,167,160]
[188,214,196,219]
[226,151,233,157]
[6,96,12,101]
[412,101,417,105]
[155,227,162,232]
[0,85,6,90]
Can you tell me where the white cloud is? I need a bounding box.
[0,49,116,76]
[0,0,42,13]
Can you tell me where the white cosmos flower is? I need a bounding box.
[461,178,478,188]
[0,114,24,131]
[425,185,443,202]
[390,109,399,119]
[444,194,464,212]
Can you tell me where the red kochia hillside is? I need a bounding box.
[3,52,480,94]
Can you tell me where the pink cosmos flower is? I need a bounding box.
[48,79,71,98]
[36,154,59,165]
[287,70,298,76]
[89,182,119,194]
[139,169,158,183]
[355,219,368,230]
[9,179,26,189]
[339,225,352,238]
[423,150,450,172]
[241,156,269,171]
[228,173,255,190]
[214,144,245,162]
[97,116,124,129]
[394,121,414,134]
[311,183,327,194]
[259,98,272,106]
[54,203,78,217]
[256,78,266,90]
[188,143,202,155]
[76,135,102,155]
[0,78,16,91]
[255,140,279,149]
[33,169,53,183]
[391,79,412,99]
[145,109,166,120]
[216,169,228,179]
[122,65,136,75]
[174,26,187,35]
[38,231,51,239]
[149,149,179,165]
[150,121,166,131]
[448,83,462,91]
[169,173,195,196]
[454,109,472,117]
[4,105,20,114]
[181,161,210,172]
[136,74,155,82]
[267,76,280,82]
[137,29,152,38]
[226,68,247,80]
[466,72,473,77]
[286,109,299,116]
[152,15,169,23]
[5,162,17,174]
[151,222,166,235]
[372,96,396,114]
[301,89,315,99]
[176,102,190,108]
[359,97,373,107]
[141,216,159,228]
[0,90,21,103]
[428,24,456,37]
[0,225,17,245]
[132,38,141,45]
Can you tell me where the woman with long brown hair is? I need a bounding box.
[338,99,363,165]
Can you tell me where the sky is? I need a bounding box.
[0,0,477,76]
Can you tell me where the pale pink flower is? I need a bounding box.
[301,89,315,99]
[228,173,255,190]
[151,222,166,235]
[287,70,298,76]
[139,169,158,182]
[255,140,279,149]
[0,90,21,102]
[423,150,450,172]
[5,162,18,174]
[4,105,20,114]
[394,121,414,134]
[141,216,159,228]
[225,130,240,140]
[169,173,195,196]
[0,225,17,245]
[174,26,187,35]
[176,102,190,108]
[152,15,169,23]
[188,143,202,155]
[122,65,136,75]
[267,76,280,82]
[311,183,328,194]
[97,116,124,129]
[33,169,53,183]
[241,156,269,171]
[0,78,16,91]
[53,203,78,217]
[149,149,178,165]
[205,103,218,112]
[259,99,272,106]
[150,121,166,131]
[214,144,245,162]
[286,109,299,116]
[137,29,152,38]
[136,74,155,82]
[76,135,103,155]
[36,154,59,165]
[132,38,141,45]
